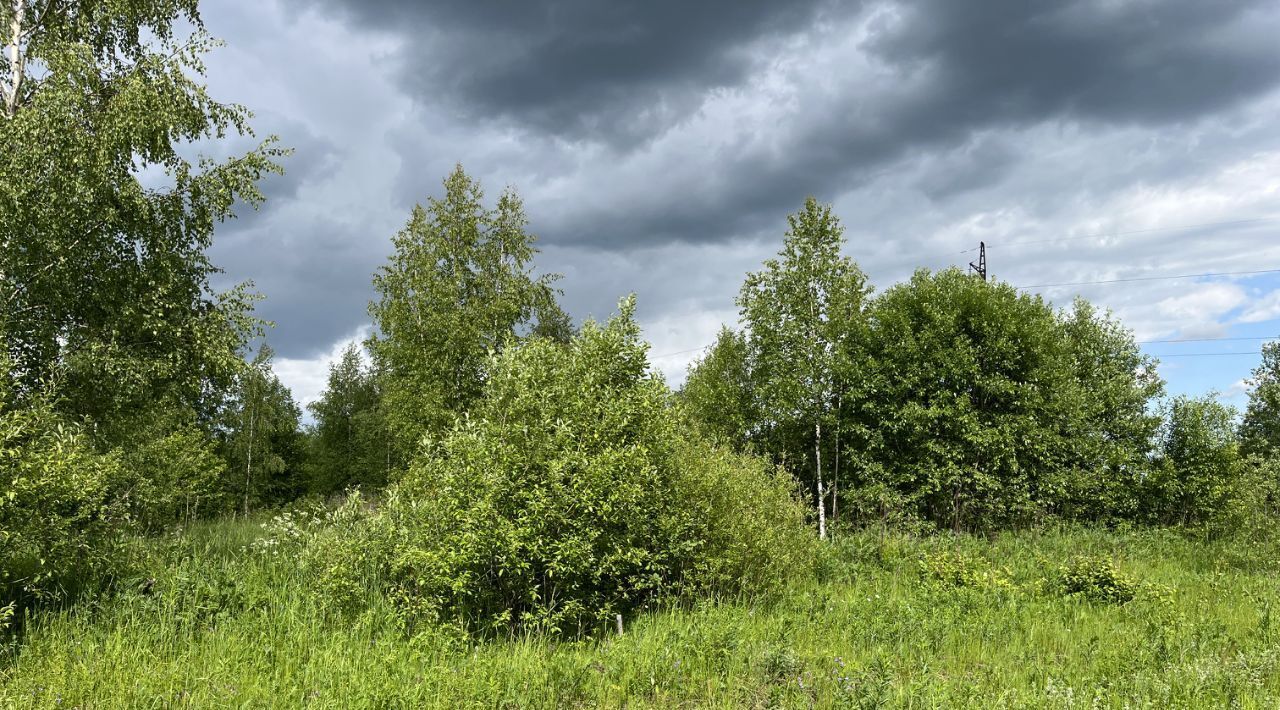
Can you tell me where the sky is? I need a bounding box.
[195,0,1280,416]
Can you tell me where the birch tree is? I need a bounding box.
[307,343,387,493]
[737,198,870,539]
[225,344,303,512]
[0,0,282,433]
[367,166,569,458]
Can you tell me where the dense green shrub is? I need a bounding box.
[1055,557,1139,604]
[320,298,815,636]
[859,270,1093,530]
[113,406,228,531]
[918,549,1015,592]
[1,389,129,607]
[1143,395,1250,531]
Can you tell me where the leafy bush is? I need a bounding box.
[321,298,815,636]
[298,492,395,615]
[1,391,130,607]
[1055,557,1138,604]
[919,549,1015,592]
[113,407,228,531]
[854,271,1161,531]
[1143,396,1249,532]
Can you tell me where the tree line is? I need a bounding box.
[306,189,1280,539]
[4,0,1280,630]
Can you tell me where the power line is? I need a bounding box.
[1016,268,1280,290]
[649,344,712,360]
[1139,336,1275,345]
[1157,352,1262,358]
[958,217,1277,254]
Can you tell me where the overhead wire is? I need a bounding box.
[1015,268,1280,290]
[649,217,1280,362]
[957,216,1277,254]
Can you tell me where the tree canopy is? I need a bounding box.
[0,0,283,435]
[367,165,569,459]
[1241,342,1280,460]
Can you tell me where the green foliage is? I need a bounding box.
[1144,395,1250,531]
[0,374,129,607]
[306,343,390,494]
[1048,299,1165,521]
[918,549,1015,592]
[680,327,756,450]
[367,165,570,459]
[114,404,227,531]
[860,269,1152,529]
[735,197,872,536]
[688,200,1165,534]
[298,492,394,615]
[222,345,306,512]
[859,270,1073,529]
[0,1,282,428]
[728,262,1162,532]
[1241,341,1280,460]
[328,298,814,636]
[1,0,290,544]
[1055,557,1139,604]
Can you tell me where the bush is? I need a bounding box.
[1,393,130,607]
[113,407,228,531]
[856,272,1161,531]
[919,549,1015,592]
[322,298,815,636]
[1143,395,1250,532]
[298,492,395,615]
[1055,557,1138,604]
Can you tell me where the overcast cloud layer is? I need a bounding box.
[201,0,1280,413]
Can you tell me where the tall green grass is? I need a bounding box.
[4,521,1280,707]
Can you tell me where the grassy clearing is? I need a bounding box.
[3,520,1280,708]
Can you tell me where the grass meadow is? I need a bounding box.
[4,518,1280,708]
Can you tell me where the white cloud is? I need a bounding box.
[1223,378,1252,400]
[1156,283,1247,323]
[273,325,371,421]
[1238,289,1280,324]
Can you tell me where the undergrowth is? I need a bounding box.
[4,518,1280,707]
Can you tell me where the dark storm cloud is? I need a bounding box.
[209,119,368,358]
[733,0,1280,231]
[289,0,839,145]
[290,0,1280,251]
[868,0,1280,127]
[202,0,1280,403]
[293,0,1280,143]
[213,217,385,358]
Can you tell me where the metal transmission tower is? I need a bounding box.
[969,241,987,281]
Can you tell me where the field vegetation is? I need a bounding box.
[4,1,1280,707]
[6,520,1280,707]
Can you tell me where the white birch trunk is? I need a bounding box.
[816,419,826,540]
[5,0,24,116]
[244,395,255,516]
